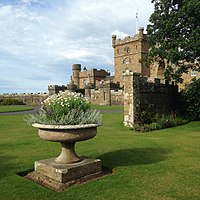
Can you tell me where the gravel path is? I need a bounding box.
[0,106,40,116]
[0,107,123,116]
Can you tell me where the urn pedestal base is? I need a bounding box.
[27,157,103,191]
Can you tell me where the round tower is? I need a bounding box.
[72,64,81,88]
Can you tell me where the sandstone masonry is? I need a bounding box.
[123,70,178,127]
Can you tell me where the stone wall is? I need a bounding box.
[86,88,123,106]
[85,81,123,106]
[0,93,48,106]
[111,90,124,105]
[123,70,178,127]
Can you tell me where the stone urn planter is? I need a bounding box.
[32,123,101,164]
[25,91,104,189]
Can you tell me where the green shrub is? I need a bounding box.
[149,122,163,130]
[137,110,153,125]
[133,113,188,132]
[0,98,25,105]
[181,78,200,120]
[157,115,175,128]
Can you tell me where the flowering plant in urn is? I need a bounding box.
[26,91,102,125]
[25,91,102,164]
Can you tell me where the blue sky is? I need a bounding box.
[0,0,154,93]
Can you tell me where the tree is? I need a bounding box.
[146,0,200,83]
[181,78,200,120]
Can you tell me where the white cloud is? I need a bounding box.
[112,30,129,39]
[60,50,94,60]
[0,0,154,93]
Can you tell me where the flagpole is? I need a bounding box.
[136,9,139,34]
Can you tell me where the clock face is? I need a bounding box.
[124,46,130,54]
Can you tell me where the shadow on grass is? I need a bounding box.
[99,147,170,168]
[0,154,19,178]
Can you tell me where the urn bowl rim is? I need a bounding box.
[32,123,101,130]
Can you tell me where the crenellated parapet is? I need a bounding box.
[48,85,67,95]
[0,92,49,106]
[112,27,146,48]
[98,79,120,89]
[0,92,48,97]
[84,78,122,106]
[71,64,110,89]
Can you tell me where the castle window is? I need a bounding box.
[136,45,137,50]
[117,49,119,54]
[103,92,106,101]
[123,57,130,64]
[124,46,130,54]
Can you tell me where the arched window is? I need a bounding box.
[123,57,130,64]
[124,46,130,54]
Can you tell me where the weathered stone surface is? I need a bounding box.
[123,70,178,127]
[85,81,123,106]
[32,124,101,164]
[26,165,111,192]
[33,124,98,143]
[72,64,109,89]
[35,157,102,183]
[112,27,150,87]
[0,93,48,106]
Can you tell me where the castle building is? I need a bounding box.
[112,27,150,86]
[112,27,199,88]
[1,28,198,106]
[72,64,110,89]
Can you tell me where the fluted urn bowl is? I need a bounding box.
[32,123,101,164]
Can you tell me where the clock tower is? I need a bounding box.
[112,27,150,86]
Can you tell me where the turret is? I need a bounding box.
[138,27,144,39]
[72,64,81,88]
[112,35,117,48]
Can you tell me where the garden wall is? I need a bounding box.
[123,70,178,127]
[0,93,48,106]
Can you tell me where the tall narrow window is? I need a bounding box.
[103,92,106,101]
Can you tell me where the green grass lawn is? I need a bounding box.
[0,105,33,113]
[0,113,200,200]
[91,104,123,110]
